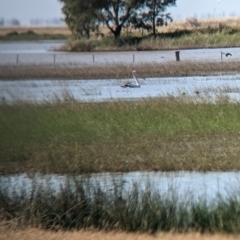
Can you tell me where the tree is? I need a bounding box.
[138,0,176,36]
[0,18,4,26]
[11,18,20,26]
[60,0,99,39]
[60,0,176,39]
[60,0,145,39]
[95,0,144,39]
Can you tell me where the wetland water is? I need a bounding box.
[1,41,240,204]
[1,171,240,204]
[1,74,240,103]
[0,40,240,65]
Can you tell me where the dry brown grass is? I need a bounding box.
[0,26,71,36]
[159,17,240,33]
[1,227,240,240]
[2,16,240,38]
[0,61,239,80]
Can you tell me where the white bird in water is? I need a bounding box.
[121,70,146,88]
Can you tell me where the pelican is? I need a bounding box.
[121,70,145,88]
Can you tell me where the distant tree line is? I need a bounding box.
[59,0,176,39]
[0,18,20,26]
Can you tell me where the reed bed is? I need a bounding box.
[2,177,240,233]
[1,60,240,80]
[1,97,240,174]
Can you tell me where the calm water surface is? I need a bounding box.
[0,40,239,65]
[1,74,240,103]
[1,171,240,204]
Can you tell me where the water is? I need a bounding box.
[0,40,239,65]
[1,41,240,205]
[1,74,240,103]
[0,40,65,53]
[1,171,240,204]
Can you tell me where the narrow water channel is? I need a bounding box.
[1,171,240,204]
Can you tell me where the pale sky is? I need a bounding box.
[0,0,239,26]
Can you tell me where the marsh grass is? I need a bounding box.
[138,31,240,50]
[60,18,240,51]
[1,60,240,80]
[60,30,240,51]
[1,97,240,174]
[2,176,240,233]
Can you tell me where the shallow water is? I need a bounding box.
[1,74,240,103]
[1,171,240,204]
[0,40,239,65]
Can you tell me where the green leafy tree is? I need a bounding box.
[60,0,176,39]
[137,0,176,36]
[95,0,144,39]
[60,0,145,39]
[60,0,99,39]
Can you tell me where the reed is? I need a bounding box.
[1,97,240,174]
[1,176,240,233]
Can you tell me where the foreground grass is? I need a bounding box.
[2,177,240,233]
[1,97,240,174]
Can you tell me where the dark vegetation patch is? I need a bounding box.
[0,30,68,41]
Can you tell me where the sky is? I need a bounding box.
[0,0,239,26]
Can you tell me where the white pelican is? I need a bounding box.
[121,70,145,88]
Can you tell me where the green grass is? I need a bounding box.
[1,97,240,174]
